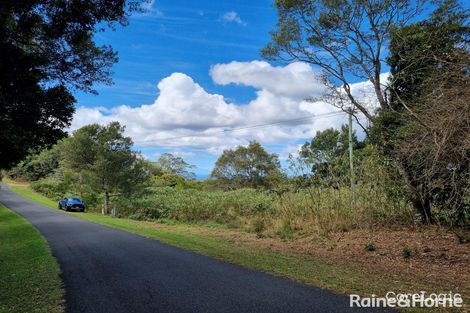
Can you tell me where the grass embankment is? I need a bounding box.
[0,203,63,313]
[8,184,467,312]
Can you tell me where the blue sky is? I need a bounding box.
[76,0,277,108]
[71,0,377,177]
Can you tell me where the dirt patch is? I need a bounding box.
[294,227,469,294]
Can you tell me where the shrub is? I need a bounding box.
[402,246,412,258]
[252,217,266,238]
[120,187,276,223]
[365,243,376,252]
[278,220,294,241]
[128,213,147,221]
[30,178,68,200]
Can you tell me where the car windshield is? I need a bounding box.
[69,198,81,202]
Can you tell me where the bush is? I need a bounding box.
[128,213,147,221]
[402,246,412,258]
[252,217,266,238]
[31,177,101,210]
[30,178,68,200]
[104,183,415,239]
[115,187,276,223]
[365,243,376,252]
[278,219,294,241]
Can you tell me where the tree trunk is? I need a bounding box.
[412,195,434,224]
[102,190,109,215]
[409,183,435,224]
[395,160,434,224]
[79,173,83,199]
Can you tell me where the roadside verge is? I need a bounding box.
[0,203,64,313]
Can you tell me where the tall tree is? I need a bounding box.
[264,0,469,224]
[61,122,147,215]
[262,0,426,124]
[374,0,470,223]
[211,141,283,189]
[0,0,145,168]
[156,153,196,180]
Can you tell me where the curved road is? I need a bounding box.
[0,184,389,313]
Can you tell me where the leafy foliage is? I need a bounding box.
[60,122,149,214]
[374,0,470,223]
[150,173,203,190]
[262,0,426,121]
[210,141,284,189]
[299,125,364,184]
[0,0,146,168]
[8,147,61,181]
[156,153,196,180]
[113,187,276,224]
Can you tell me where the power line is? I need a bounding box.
[134,110,345,145]
[136,111,345,144]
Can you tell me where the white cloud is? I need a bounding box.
[211,61,324,99]
[136,0,164,18]
[153,150,195,159]
[279,144,303,160]
[349,72,389,112]
[220,11,247,26]
[172,151,195,158]
[111,73,242,131]
[71,61,380,156]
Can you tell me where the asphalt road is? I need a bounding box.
[0,184,391,313]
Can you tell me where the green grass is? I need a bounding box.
[0,204,64,313]
[7,183,452,312]
[9,184,58,209]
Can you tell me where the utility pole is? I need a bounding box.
[348,108,355,204]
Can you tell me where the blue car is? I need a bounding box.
[58,197,85,212]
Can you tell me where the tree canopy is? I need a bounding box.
[262,0,426,124]
[156,153,196,180]
[61,122,148,214]
[0,0,145,168]
[211,141,283,189]
[373,0,470,223]
[8,146,61,181]
[299,125,363,182]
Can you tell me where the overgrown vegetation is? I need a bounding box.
[8,123,415,239]
[0,204,63,313]
[374,1,470,225]
[263,0,470,226]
